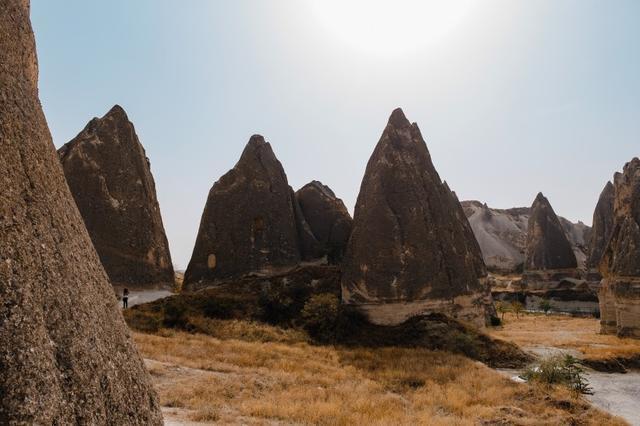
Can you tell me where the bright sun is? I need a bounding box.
[311,0,476,56]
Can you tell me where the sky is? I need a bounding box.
[31,0,640,269]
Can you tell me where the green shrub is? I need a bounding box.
[521,354,593,395]
[301,293,340,343]
[538,299,552,314]
[162,297,190,329]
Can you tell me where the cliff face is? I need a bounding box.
[59,106,174,287]
[599,158,640,338]
[0,1,162,423]
[341,109,491,327]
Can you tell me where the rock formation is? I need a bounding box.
[0,1,162,423]
[462,200,590,273]
[341,108,492,327]
[58,105,174,288]
[599,158,640,338]
[295,181,353,263]
[184,135,321,289]
[525,193,579,271]
[587,181,615,279]
[523,193,578,285]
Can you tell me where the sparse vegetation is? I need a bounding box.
[539,299,553,314]
[135,329,624,425]
[511,301,524,318]
[521,354,593,395]
[489,312,640,371]
[496,301,509,321]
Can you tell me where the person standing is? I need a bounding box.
[122,288,129,309]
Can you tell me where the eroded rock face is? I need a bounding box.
[341,108,491,327]
[523,193,578,284]
[587,181,615,279]
[184,135,319,289]
[462,200,590,273]
[295,181,353,263]
[58,106,174,287]
[599,158,640,338]
[0,1,162,423]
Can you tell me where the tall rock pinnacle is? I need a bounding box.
[184,135,320,289]
[341,108,492,326]
[58,105,174,288]
[0,1,162,423]
[523,193,577,281]
[587,181,615,277]
[599,158,640,338]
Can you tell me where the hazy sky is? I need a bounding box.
[31,1,640,269]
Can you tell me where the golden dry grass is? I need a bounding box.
[489,312,640,361]
[134,322,625,425]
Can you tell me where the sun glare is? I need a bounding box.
[311,0,476,56]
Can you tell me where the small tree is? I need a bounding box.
[301,293,340,343]
[511,301,524,319]
[539,299,552,315]
[496,302,510,321]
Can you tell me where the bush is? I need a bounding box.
[162,297,191,329]
[521,354,593,395]
[301,293,340,343]
[538,299,552,314]
[490,315,502,327]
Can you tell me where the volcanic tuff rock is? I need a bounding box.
[184,135,321,289]
[524,193,578,274]
[599,158,640,338]
[295,181,353,263]
[0,1,162,423]
[462,200,590,273]
[341,108,492,327]
[58,106,174,287]
[587,181,615,275]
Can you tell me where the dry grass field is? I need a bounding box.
[133,320,625,425]
[489,313,640,362]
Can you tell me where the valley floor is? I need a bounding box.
[132,317,627,425]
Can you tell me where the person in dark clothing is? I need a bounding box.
[122,288,129,309]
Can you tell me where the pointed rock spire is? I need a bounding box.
[0,1,161,423]
[184,135,318,288]
[587,181,615,273]
[341,109,492,326]
[524,192,577,272]
[58,105,174,288]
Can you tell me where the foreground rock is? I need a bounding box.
[58,106,174,288]
[523,193,579,287]
[462,201,590,273]
[599,158,640,338]
[184,135,320,289]
[341,108,493,327]
[0,1,162,423]
[587,181,615,280]
[295,181,353,263]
